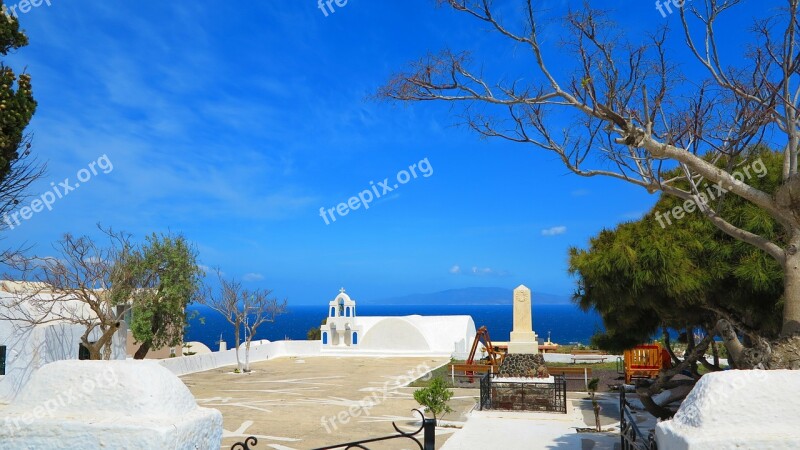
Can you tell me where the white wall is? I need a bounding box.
[323,315,476,358]
[0,320,127,403]
[0,360,222,450]
[158,340,322,377]
[359,317,432,352]
[656,370,800,449]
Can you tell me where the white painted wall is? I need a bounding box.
[323,315,476,358]
[0,323,127,403]
[0,291,127,403]
[158,330,476,378]
[656,370,800,449]
[0,360,222,450]
[158,340,322,377]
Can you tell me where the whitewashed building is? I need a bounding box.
[320,288,476,358]
[321,288,364,347]
[0,281,127,403]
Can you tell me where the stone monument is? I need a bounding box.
[508,284,539,354]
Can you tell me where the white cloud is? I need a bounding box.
[541,226,567,236]
[242,273,264,282]
[450,264,507,276]
[471,266,510,277]
[471,266,495,276]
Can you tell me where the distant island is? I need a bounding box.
[370,287,573,306]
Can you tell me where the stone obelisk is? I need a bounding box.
[508,284,539,354]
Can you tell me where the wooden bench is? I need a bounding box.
[570,349,608,364]
[571,355,609,364]
[624,344,663,384]
[450,363,495,384]
[548,367,592,391]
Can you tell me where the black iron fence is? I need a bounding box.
[620,389,658,450]
[479,373,567,413]
[479,372,491,410]
[232,409,435,450]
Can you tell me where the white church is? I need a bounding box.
[320,288,476,358]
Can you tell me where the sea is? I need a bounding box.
[184,304,604,350]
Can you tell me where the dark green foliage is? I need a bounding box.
[0,7,35,183]
[307,318,326,340]
[570,151,785,352]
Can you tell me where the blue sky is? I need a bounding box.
[1,0,770,304]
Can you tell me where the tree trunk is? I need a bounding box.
[83,323,120,360]
[718,319,800,369]
[764,334,800,370]
[134,341,152,360]
[782,238,800,337]
[234,327,242,371]
[637,334,713,420]
[85,339,101,360]
[711,340,719,367]
[244,340,251,372]
[133,313,162,360]
[662,327,680,365]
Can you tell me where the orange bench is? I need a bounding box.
[624,344,666,383]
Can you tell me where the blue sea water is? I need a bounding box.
[184,304,605,350]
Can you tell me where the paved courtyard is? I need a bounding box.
[181,356,477,449]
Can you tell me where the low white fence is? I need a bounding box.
[158,340,322,376]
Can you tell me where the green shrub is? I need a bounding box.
[413,377,453,420]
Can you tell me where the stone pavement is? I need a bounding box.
[441,393,625,450]
[181,356,476,449]
[182,356,642,450]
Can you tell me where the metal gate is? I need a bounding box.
[231,409,435,450]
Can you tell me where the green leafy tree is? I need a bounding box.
[126,233,202,359]
[0,3,44,244]
[570,151,784,358]
[569,151,786,417]
[413,377,453,421]
[380,0,800,362]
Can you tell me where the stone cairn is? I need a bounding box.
[498,353,550,379]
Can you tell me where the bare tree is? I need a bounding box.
[380,0,800,367]
[240,289,286,372]
[2,228,135,360]
[199,271,287,372]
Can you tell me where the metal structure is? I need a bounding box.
[463,326,506,382]
[230,410,435,450]
[620,389,659,450]
[479,372,491,410]
[479,373,567,413]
